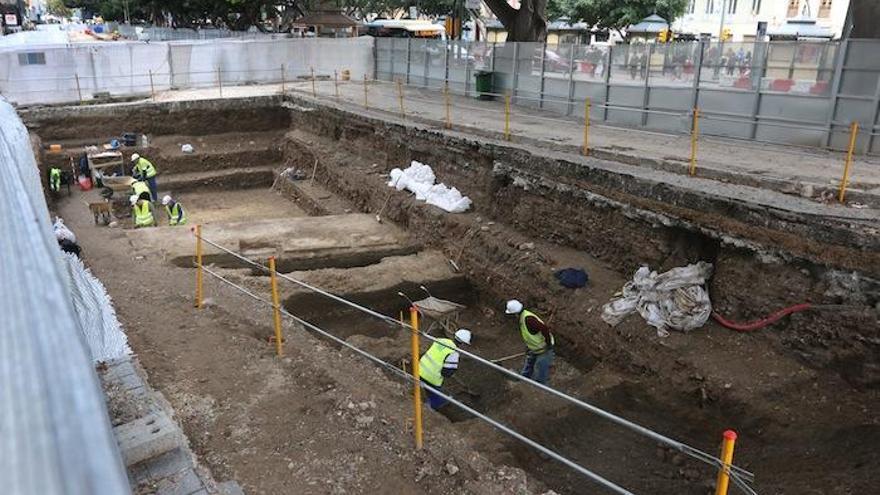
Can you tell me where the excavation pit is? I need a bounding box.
[29,94,880,495]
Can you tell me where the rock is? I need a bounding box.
[288,462,295,470]
[445,461,459,476]
[799,183,814,198]
[108,221,119,228]
[480,226,490,232]
[355,415,374,428]
[518,242,535,250]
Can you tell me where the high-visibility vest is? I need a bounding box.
[133,201,154,227]
[134,157,157,178]
[165,202,187,226]
[132,181,151,200]
[520,310,554,353]
[49,168,61,191]
[419,338,457,387]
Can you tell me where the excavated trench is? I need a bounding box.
[24,96,880,495]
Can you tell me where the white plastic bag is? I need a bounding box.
[53,217,76,243]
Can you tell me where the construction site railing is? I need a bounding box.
[191,228,758,495]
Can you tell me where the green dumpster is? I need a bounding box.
[474,71,493,100]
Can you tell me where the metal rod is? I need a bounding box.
[410,306,423,449]
[504,93,511,140]
[690,108,700,176]
[148,69,155,99]
[714,430,737,495]
[269,256,284,356]
[583,97,591,156]
[838,121,859,202]
[193,225,203,308]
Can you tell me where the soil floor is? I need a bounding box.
[49,120,880,495]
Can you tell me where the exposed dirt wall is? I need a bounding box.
[20,97,290,141]
[283,98,880,388]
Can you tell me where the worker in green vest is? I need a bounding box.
[131,180,151,202]
[49,167,62,193]
[161,195,187,226]
[419,328,472,410]
[130,153,158,201]
[505,299,555,385]
[130,194,155,228]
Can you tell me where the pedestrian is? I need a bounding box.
[161,195,188,226]
[505,299,555,385]
[130,153,158,201]
[131,194,155,228]
[419,328,472,410]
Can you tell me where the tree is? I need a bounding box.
[47,0,73,17]
[556,0,688,37]
[483,0,549,42]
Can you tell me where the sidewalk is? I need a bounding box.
[288,79,880,207]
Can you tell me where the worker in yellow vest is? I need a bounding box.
[130,153,158,201]
[419,328,472,410]
[505,299,555,384]
[161,195,187,226]
[131,180,151,202]
[49,167,62,193]
[130,194,155,228]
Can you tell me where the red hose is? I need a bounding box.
[711,303,813,332]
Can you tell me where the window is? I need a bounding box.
[17,52,46,66]
[728,0,738,14]
[706,0,715,14]
[751,0,761,14]
[787,0,799,17]
[688,0,696,14]
[819,0,832,17]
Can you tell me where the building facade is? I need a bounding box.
[672,0,850,40]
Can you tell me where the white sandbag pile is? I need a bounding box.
[388,160,472,213]
[602,262,713,337]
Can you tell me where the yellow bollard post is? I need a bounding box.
[409,306,424,450]
[714,430,738,495]
[838,121,859,203]
[149,69,155,100]
[269,256,284,357]
[363,74,369,109]
[311,66,316,97]
[689,107,700,176]
[582,98,591,156]
[444,83,452,129]
[217,67,223,98]
[504,93,511,141]
[280,64,286,93]
[396,79,406,119]
[193,225,203,309]
[334,70,339,98]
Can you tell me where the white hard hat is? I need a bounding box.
[454,328,472,345]
[129,194,138,205]
[505,299,523,314]
[130,153,140,162]
[161,195,172,205]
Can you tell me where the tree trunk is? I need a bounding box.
[483,0,548,42]
[850,0,880,38]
